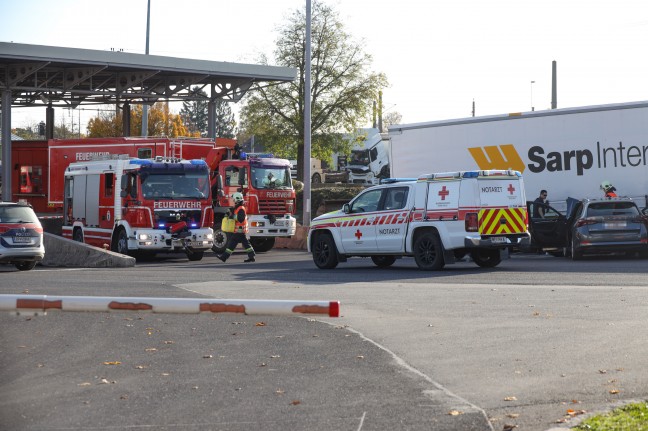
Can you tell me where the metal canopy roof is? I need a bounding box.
[0,42,296,107]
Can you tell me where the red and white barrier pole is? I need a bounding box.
[0,295,340,318]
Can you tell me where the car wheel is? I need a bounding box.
[250,237,275,253]
[15,261,37,271]
[371,255,396,268]
[571,237,582,261]
[113,228,129,255]
[212,229,229,254]
[73,228,84,243]
[413,231,445,270]
[471,249,502,268]
[312,233,339,269]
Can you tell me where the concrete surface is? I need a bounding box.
[41,232,135,268]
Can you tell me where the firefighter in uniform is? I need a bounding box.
[217,192,256,263]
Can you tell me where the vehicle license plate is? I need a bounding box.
[604,222,626,228]
[490,236,506,244]
[13,236,33,244]
[273,220,285,226]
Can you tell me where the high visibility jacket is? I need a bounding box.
[233,206,248,234]
[605,191,618,198]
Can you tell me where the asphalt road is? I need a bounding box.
[2,250,648,431]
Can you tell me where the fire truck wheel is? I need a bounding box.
[371,255,396,268]
[471,249,502,268]
[113,228,129,255]
[250,237,275,253]
[73,228,84,243]
[413,231,445,270]
[312,233,339,269]
[186,250,204,261]
[212,230,229,254]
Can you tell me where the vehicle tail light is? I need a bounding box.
[465,212,478,232]
[575,218,597,227]
[0,226,8,234]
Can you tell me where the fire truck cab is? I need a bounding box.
[62,156,214,261]
[211,152,297,253]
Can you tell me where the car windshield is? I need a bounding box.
[0,206,39,223]
[585,202,639,217]
[141,174,210,199]
[251,167,292,190]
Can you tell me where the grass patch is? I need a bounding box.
[574,402,648,430]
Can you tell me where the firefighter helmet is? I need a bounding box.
[232,192,244,204]
[600,180,614,192]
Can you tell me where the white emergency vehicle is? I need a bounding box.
[308,169,530,270]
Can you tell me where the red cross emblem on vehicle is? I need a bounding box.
[507,183,516,195]
[438,186,450,200]
[355,229,362,240]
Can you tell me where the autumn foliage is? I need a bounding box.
[87,102,193,138]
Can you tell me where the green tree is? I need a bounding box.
[180,88,237,138]
[239,1,388,181]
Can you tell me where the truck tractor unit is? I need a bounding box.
[346,129,390,185]
[62,156,214,261]
[308,169,529,270]
[208,150,297,253]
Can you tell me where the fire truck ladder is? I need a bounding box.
[170,141,182,159]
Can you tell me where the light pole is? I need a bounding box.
[530,80,535,111]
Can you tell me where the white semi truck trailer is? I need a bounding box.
[388,101,648,210]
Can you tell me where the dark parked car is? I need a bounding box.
[528,197,648,260]
[0,202,45,270]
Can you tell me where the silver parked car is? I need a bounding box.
[0,202,45,270]
[528,197,648,260]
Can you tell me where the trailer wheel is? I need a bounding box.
[471,249,502,268]
[73,228,84,243]
[312,172,322,184]
[413,231,445,270]
[113,228,129,255]
[371,255,396,268]
[312,233,338,269]
[212,228,229,254]
[250,237,275,253]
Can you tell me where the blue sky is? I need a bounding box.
[2,0,648,131]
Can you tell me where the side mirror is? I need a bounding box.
[343,203,350,214]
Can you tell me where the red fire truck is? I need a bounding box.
[62,156,214,261]
[11,137,297,253]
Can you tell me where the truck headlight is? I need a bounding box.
[206,233,213,240]
[138,233,152,240]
